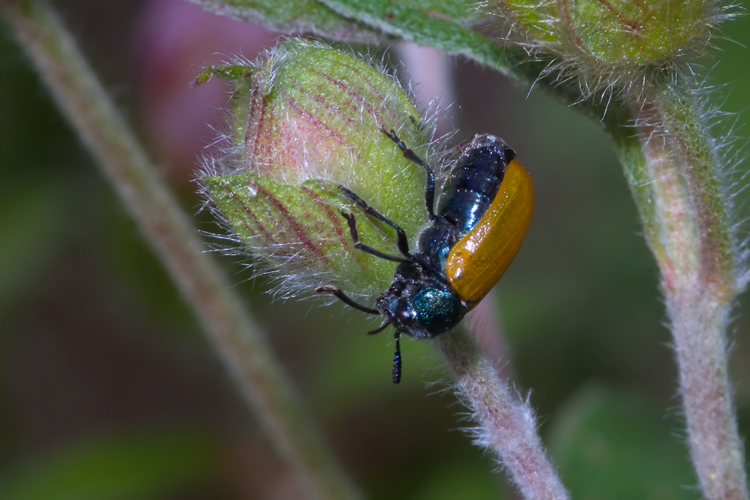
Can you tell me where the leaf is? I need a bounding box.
[314,0,529,82]
[412,460,505,500]
[191,0,590,112]
[0,429,220,500]
[185,0,387,43]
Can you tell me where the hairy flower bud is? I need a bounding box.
[490,0,730,95]
[563,0,710,65]
[199,39,434,299]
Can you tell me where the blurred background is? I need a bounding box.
[1,1,750,498]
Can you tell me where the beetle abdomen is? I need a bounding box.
[439,190,490,235]
[437,135,514,236]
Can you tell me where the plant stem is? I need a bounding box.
[399,45,552,497]
[435,326,570,500]
[0,2,361,499]
[605,73,748,500]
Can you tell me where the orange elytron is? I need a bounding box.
[446,159,534,305]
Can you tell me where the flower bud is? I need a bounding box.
[563,0,708,66]
[200,39,434,298]
[491,0,723,93]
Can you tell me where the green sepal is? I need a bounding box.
[567,0,707,65]
[498,0,558,43]
[204,173,405,297]
[194,63,256,149]
[193,64,252,86]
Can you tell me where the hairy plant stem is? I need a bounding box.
[435,326,570,500]
[398,44,557,497]
[605,73,747,500]
[0,2,361,499]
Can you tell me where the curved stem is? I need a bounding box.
[435,326,570,500]
[0,2,362,499]
[605,73,748,500]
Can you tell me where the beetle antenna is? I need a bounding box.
[315,285,380,315]
[391,332,402,384]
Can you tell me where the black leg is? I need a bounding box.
[381,127,436,222]
[315,285,380,315]
[342,212,410,264]
[391,332,402,384]
[338,186,411,258]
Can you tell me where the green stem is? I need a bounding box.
[605,73,747,500]
[0,2,362,499]
[435,326,570,500]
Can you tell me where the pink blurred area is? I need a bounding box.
[132,0,280,183]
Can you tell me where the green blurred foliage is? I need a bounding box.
[547,384,698,499]
[0,0,749,498]
[0,429,220,500]
[0,180,74,321]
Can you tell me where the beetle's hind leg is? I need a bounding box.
[338,186,411,258]
[315,285,380,315]
[341,212,411,264]
[380,127,436,222]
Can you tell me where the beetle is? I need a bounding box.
[317,128,534,383]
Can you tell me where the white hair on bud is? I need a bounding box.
[479,0,741,104]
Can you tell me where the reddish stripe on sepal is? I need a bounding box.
[250,179,330,264]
